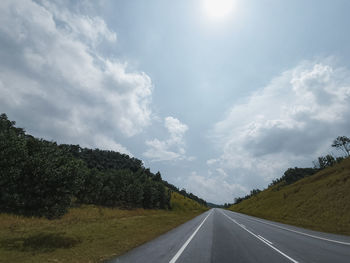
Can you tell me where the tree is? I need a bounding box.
[1,113,208,214]
[250,189,261,196]
[142,180,156,208]
[0,114,28,214]
[332,136,350,157]
[316,155,335,169]
[76,168,103,204]
[283,167,319,183]
[20,138,85,218]
[155,182,166,208]
[0,115,85,219]
[154,171,162,182]
[125,181,143,207]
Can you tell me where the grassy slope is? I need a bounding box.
[0,192,207,263]
[229,158,350,236]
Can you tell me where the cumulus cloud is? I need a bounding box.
[143,116,190,161]
[210,59,350,199]
[184,171,247,204]
[0,0,153,154]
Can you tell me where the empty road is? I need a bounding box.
[110,209,350,263]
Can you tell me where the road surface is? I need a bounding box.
[109,208,350,263]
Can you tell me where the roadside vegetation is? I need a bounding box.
[0,192,207,263]
[0,113,208,262]
[229,157,350,236]
[0,113,206,219]
[232,135,349,207]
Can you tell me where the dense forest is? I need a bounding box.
[233,135,350,205]
[0,113,206,219]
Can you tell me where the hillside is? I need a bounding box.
[0,113,206,220]
[170,191,208,212]
[0,192,208,263]
[0,113,209,262]
[229,157,350,235]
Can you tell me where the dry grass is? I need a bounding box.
[0,192,207,263]
[229,158,350,236]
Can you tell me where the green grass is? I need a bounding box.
[0,192,208,263]
[170,191,208,212]
[229,158,350,236]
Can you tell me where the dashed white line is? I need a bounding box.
[258,235,273,245]
[169,210,213,263]
[220,211,299,263]
[230,211,350,246]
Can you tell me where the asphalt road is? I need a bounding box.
[109,208,350,263]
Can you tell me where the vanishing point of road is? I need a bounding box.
[110,208,350,263]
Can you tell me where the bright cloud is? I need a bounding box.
[184,171,247,204]
[209,59,350,200]
[0,0,153,154]
[143,116,190,161]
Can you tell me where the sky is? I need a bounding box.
[1,0,350,204]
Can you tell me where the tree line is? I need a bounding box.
[233,135,350,205]
[0,113,206,219]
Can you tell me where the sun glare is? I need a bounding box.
[203,0,235,20]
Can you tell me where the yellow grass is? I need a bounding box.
[0,192,208,263]
[229,158,350,236]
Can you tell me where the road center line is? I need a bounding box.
[231,211,350,246]
[169,210,213,263]
[220,211,299,263]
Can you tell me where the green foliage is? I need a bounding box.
[170,192,207,212]
[74,169,102,205]
[162,181,207,207]
[1,113,206,219]
[272,167,319,186]
[0,114,28,212]
[232,135,350,207]
[230,157,350,236]
[73,147,143,172]
[70,145,205,208]
[234,189,261,204]
[0,114,84,219]
[76,167,167,209]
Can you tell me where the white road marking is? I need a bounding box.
[230,211,350,246]
[258,235,273,245]
[169,210,213,263]
[220,211,299,263]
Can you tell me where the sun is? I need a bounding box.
[203,0,235,20]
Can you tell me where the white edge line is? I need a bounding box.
[258,235,273,245]
[220,211,299,263]
[230,211,350,246]
[169,210,213,263]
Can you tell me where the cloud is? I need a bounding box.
[0,0,153,154]
[206,159,218,165]
[165,116,189,143]
[209,59,350,199]
[143,116,190,161]
[184,171,247,204]
[90,135,133,157]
